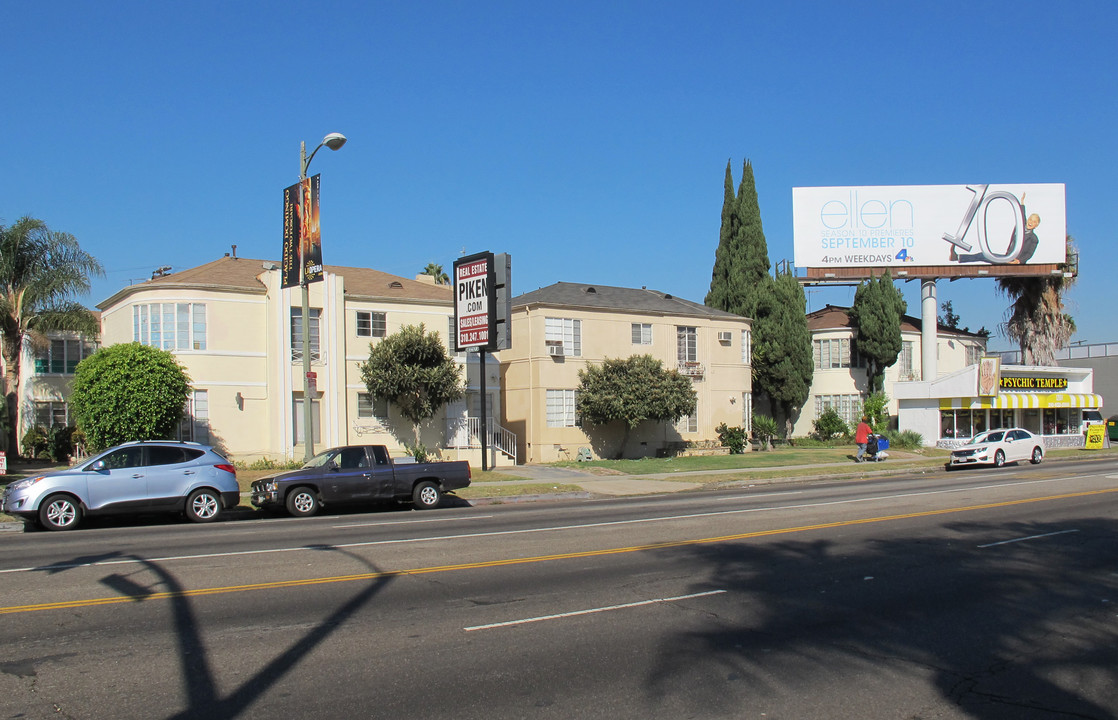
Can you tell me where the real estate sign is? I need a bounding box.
[454,253,492,350]
[792,183,1066,276]
[453,251,512,352]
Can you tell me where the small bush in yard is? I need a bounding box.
[716,423,748,454]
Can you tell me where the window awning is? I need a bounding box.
[940,393,1103,411]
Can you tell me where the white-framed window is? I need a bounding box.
[357,392,389,419]
[676,326,697,364]
[178,390,210,444]
[631,323,652,345]
[677,402,698,434]
[545,318,581,357]
[741,330,751,364]
[965,344,982,366]
[546,389,577,427]
[814,394,862,426]
[357,310,386,338]
[291,308,322,362]
[899,341,914,376]
[33,401,70,428]
[813,338,865,369]
[33,338,96,375]
[741,393,752,431]
[134,303,206,351]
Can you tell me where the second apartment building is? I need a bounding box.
[501,282,752,462]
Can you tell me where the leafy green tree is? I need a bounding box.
[752,272,814,436]
[706,159,770,320]
[997,235,1078,365]
[938,300,961,329]
[849,271,907,392]
[358,324,464,442]
[421,262,449,285]
[575,354,696,458]
[69,343,191,452]
[939,299,991,337]
[861,391,890,431]
[0,216,103,456]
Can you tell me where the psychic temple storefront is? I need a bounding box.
[894,362,1103,448]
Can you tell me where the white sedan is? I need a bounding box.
[949,428,1045,469]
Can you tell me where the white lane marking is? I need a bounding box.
[333,515,493,529]
[718,491,804,500]
[978,529,1079,548]
[464,590,726,631]
[2,474,1102,574]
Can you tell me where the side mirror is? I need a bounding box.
[88,460,106,472]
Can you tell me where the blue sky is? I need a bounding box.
[4,1,1115,348]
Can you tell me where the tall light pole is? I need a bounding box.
[298,132,346,461]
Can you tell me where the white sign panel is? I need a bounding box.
[455,255,490,349]
[793,184,1066,270]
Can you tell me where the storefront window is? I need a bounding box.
[941,411,956,439]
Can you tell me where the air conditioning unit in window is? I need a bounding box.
[547,343,565,357]
[717,331,732,343]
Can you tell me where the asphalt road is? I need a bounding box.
[1,459,1116,719]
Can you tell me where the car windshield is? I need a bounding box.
[301,450,338,469]
[975,431,1004,443]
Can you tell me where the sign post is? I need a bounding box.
[453,252,512,470]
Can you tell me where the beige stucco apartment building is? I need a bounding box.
[501,282,752,463]
[96,255,511,464]
[796,305,987,437]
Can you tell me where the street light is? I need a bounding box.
[298,132,346,461]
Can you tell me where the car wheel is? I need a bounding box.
[994,450,1005,468]
[286,486,319,517]
[1030,447,1043,464]
[185,488,222,523]
[412,481,441,510]
[39,494,82,531]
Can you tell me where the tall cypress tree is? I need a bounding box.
[705,159,770,319]
[849,271,907,392]
[752,271,814,436]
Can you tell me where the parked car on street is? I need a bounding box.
[250,444,471,517]
[948,428,1045,469]
[1,441,239,531]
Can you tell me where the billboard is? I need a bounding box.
[793,184,1066,274]
[281,174,323,288]
[453,251,512,352]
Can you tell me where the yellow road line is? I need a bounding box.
[2,487,1114,616]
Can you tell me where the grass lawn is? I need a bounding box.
[550,445,951,475]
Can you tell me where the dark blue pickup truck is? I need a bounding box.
[250,444,471,517]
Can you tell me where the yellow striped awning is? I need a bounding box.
[940,393,1103,411]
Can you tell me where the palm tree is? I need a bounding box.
[996,235,1077,366]
[0,217,103,456]
[421,262,449,285]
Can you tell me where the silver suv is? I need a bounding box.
[1,441,240,531]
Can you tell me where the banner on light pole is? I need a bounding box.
[281,174,324,288]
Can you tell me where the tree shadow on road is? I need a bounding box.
[647,517,1118,718]
[37,545,395,719]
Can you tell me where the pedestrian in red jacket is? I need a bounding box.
[855,416,872,462]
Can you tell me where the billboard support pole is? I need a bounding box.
[921,279,938,381]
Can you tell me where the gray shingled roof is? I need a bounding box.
[513,282,746,320]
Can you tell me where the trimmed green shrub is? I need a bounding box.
[812,408,849,441]
[716,423,748,454]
